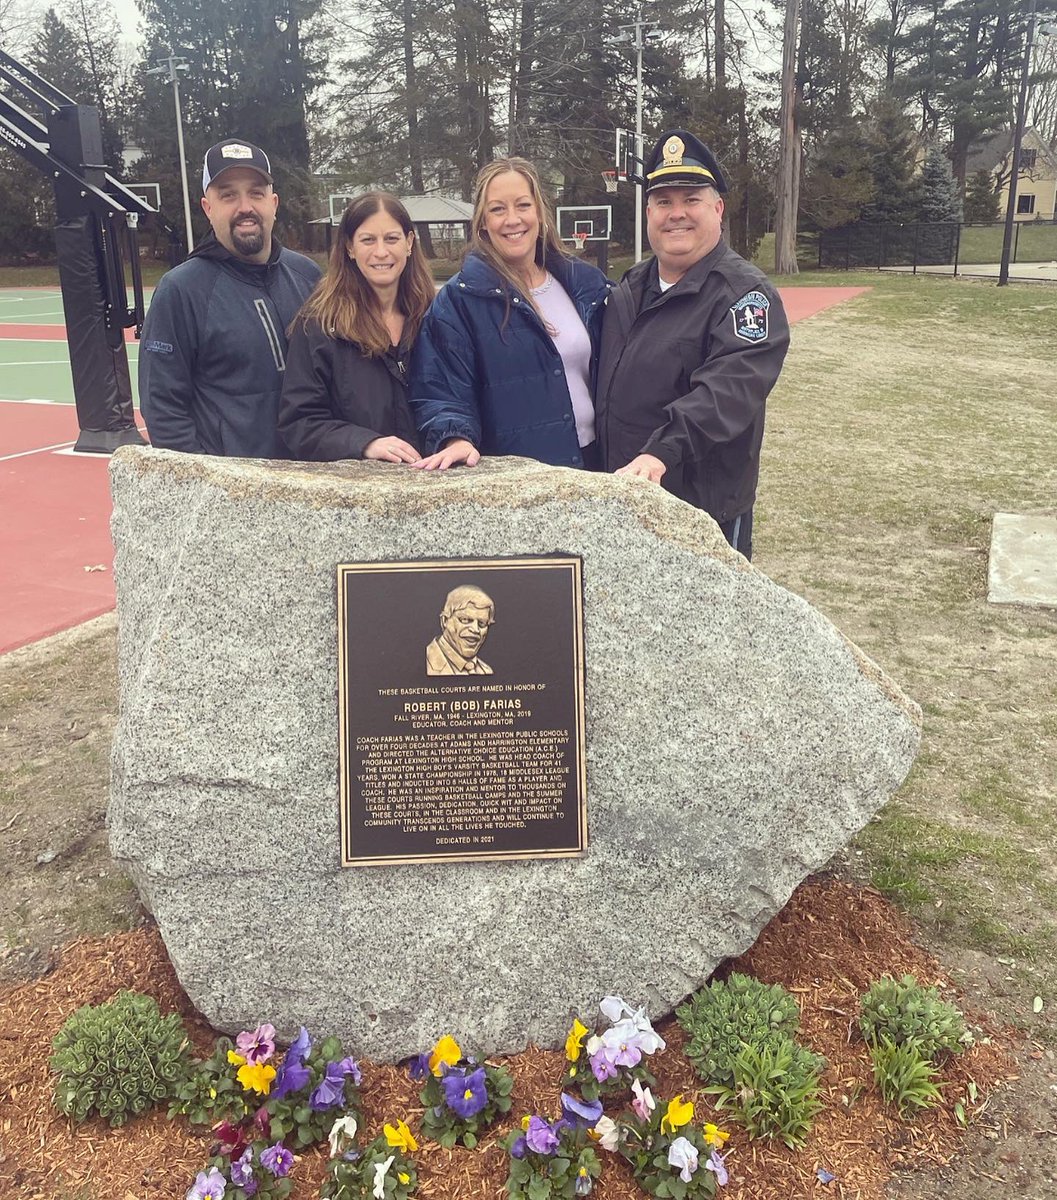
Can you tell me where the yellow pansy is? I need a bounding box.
[398,1173,410,1185]
[521,1115,532,1131]
[703,1122,729,1149]
[237,1061,277,1095]
[660,1094,694,1134]
[565,1018,589,1062]
[428,1035,462,1076]
[227,1049,247,1066]
[384,1119,419,1152]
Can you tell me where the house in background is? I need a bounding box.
[966,127,1057,221]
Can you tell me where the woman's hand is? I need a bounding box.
[409,438,481,471]
[363,436,422,463]
[615,453,667,483]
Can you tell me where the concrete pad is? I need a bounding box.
[988,513,1057,608]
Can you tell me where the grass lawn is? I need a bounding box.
[755,270,1057,1036]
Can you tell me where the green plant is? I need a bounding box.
[859,974,968,1059]
[503,1124,601,1200]
[676,972,802,1087]
[50,989,191,1127]
[703,1039,825,1149]
[169,1037,254,1125]
[869,1036,942,1116]
[321,1123,417,1200]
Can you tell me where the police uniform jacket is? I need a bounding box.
[409,250,612,468]
[596,242,790,523]
[139,232,321,458]
[278,318,420,461]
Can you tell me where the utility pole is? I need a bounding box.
[999,0,1039,286]
[145,53,194,253]
[607,6,661,263]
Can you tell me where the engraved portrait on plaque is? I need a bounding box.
[337,557,586,867]
[425,586,495,676]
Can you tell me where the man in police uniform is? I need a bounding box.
[140,139,321,457]
[596,130,790,560]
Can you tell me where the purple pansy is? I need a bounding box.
[407,1052,431,1080]
[525,1115,560,1155]
[260,1141,294,1178]
[588,1051,618,1083]
[440,1065,488,1118]
[705,1149,729,1186]
[310,1060,349,1111]
[187,1167,226,1200]
[230,1148,255,1187]
[236,1023,276,1065]
[338,1055,362,1086]
[559,1092,603,1127]
[310,1056,361,1109]
[271,1026,313,1100]
[509,1135,528,1159]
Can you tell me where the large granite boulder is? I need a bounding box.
[108,448,919,1060]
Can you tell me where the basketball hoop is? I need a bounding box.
[573,231,589,253]
[601,169,618,194]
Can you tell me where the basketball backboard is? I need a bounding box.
[615,128,642,182]
[556,205,613,243]
[125,182,160,211]
[328,193,359,225]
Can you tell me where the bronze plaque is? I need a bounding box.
[337,557,586,866]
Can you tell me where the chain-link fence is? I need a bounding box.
[816,220,1057,276]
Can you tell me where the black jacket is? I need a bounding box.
[278,319,419,460]
[596,243,790,522]
[139,232,321,458]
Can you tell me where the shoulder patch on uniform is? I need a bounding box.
[143,339,174,354]
[730,291,769,342]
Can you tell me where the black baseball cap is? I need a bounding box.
[202,140,273,191]
[644,130,729,194]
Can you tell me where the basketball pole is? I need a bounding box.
[608,7,661,263]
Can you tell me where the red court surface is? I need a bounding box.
[0,285,869,655]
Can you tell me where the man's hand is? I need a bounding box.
[363,436,421,463]
[615,453,667,483]
[409,438,481,471]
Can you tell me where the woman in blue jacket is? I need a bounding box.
[409,158,612,471]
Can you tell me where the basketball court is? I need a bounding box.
[0,282,868,655]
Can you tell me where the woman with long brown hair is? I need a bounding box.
[408,158,611,471]
[279,192,435,461]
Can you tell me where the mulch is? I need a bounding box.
[0,877,1017,1199]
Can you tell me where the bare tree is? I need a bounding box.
[774,0,801,275]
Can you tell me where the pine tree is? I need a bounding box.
[914,144,963,222]
[858,94,920,223]
[913,143,962,262]
[963,167,999,222]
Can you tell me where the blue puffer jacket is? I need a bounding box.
[409,250,612,468]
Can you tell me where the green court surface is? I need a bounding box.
[0,288,68,324]
[0,288,146,404]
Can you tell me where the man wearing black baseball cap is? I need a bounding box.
[595,130,790,560]
[140,139,321,457]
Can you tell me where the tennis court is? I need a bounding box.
[0,283,869,655]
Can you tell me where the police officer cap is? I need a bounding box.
[644,130,729,194]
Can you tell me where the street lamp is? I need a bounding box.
[998,0,1038,286]
[607,6,661,263]
[145,53,194,254]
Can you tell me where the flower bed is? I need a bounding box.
[0,879,1015,1199]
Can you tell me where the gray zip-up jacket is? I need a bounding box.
[139,232,321,457]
